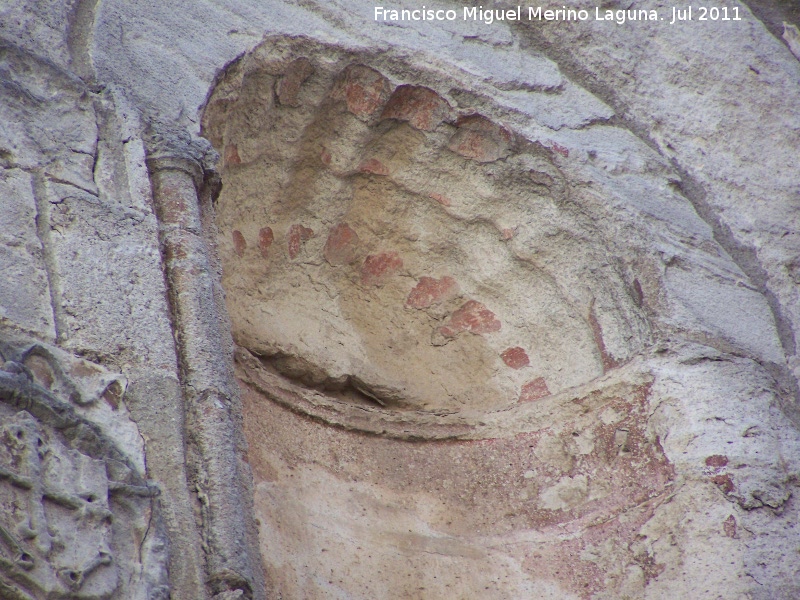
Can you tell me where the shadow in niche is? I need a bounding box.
[250,349,396,408]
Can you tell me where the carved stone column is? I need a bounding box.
[146,133,264,600]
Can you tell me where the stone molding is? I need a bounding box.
[145,134,264,600]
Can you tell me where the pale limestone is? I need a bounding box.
[1,1,798,598]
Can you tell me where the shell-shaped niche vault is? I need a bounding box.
[202,37,651,419]
[199,37,724,600]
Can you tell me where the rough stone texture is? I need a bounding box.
[0,170,54,340]
[0,332,169,600]
[1,1,799,599]
[206,28,800,599]
[148,155,264,599]
[381,85,452,131]
[0,23,207,598]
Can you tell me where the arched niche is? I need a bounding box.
[202,37,651,417]
[199,35,795,600]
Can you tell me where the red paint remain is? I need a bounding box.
[258,227,274,258]
[447,115,513,163]
[589,299,620,372]
[551,142,570,158]
[705,455,729,469]
[232,230,246,257]
[224,144,241,166]
[428,192,452,207]
[439,300,501,337]
[711,473,734,494]
[320,147,332,165]
[723,515,737,538]
[380,85,451,131]
[501,347,530,369]
[330,64,390,119]
[519,377,550,402]
[361,251,403,286]
[323,223,360,265]
[358,158,389,176]
[276,57,314,107]
[287,224,314,259]
[406,276,459,309]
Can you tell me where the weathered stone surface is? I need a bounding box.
[381,85,451,131]
[209,46,625,416]
[276,57,314,107]
[42,180,177,365]
[447,115,513,162]
[0,332,169,600]
[0,46,211,598]
[3,3,800,599]
[0,170,54,340]
[205,31,800,599]
[0,42,97,174]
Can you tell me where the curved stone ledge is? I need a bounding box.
[235,344,652,442]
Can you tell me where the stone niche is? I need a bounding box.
[202,37,799,599]
[203,39,650,415]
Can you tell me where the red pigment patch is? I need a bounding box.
[330,64,391,119]
[287,224,314,259]
[320,147,332,165]
[358,158,389,176]
[224,144,241,166]
[323,223,360,265]
[711,473,734,494]
[439,300,501,337]
[705,455,728,469]
[519,377,550,402]
[723,515,737,538]
[589,299,620,372]
[428,192,452,207]
[447,115,513,163]
[551,142,570,158]
[406,276,459,309]
[276,57,314,107]
[501,347,530,369]
[232,230,246,257]
[501,228,516,240]
[510,384,674,596]
[361,251,403,286]
[258,227,274,258]
[380,85,451,131]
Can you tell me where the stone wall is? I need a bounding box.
[1,1,799,598]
